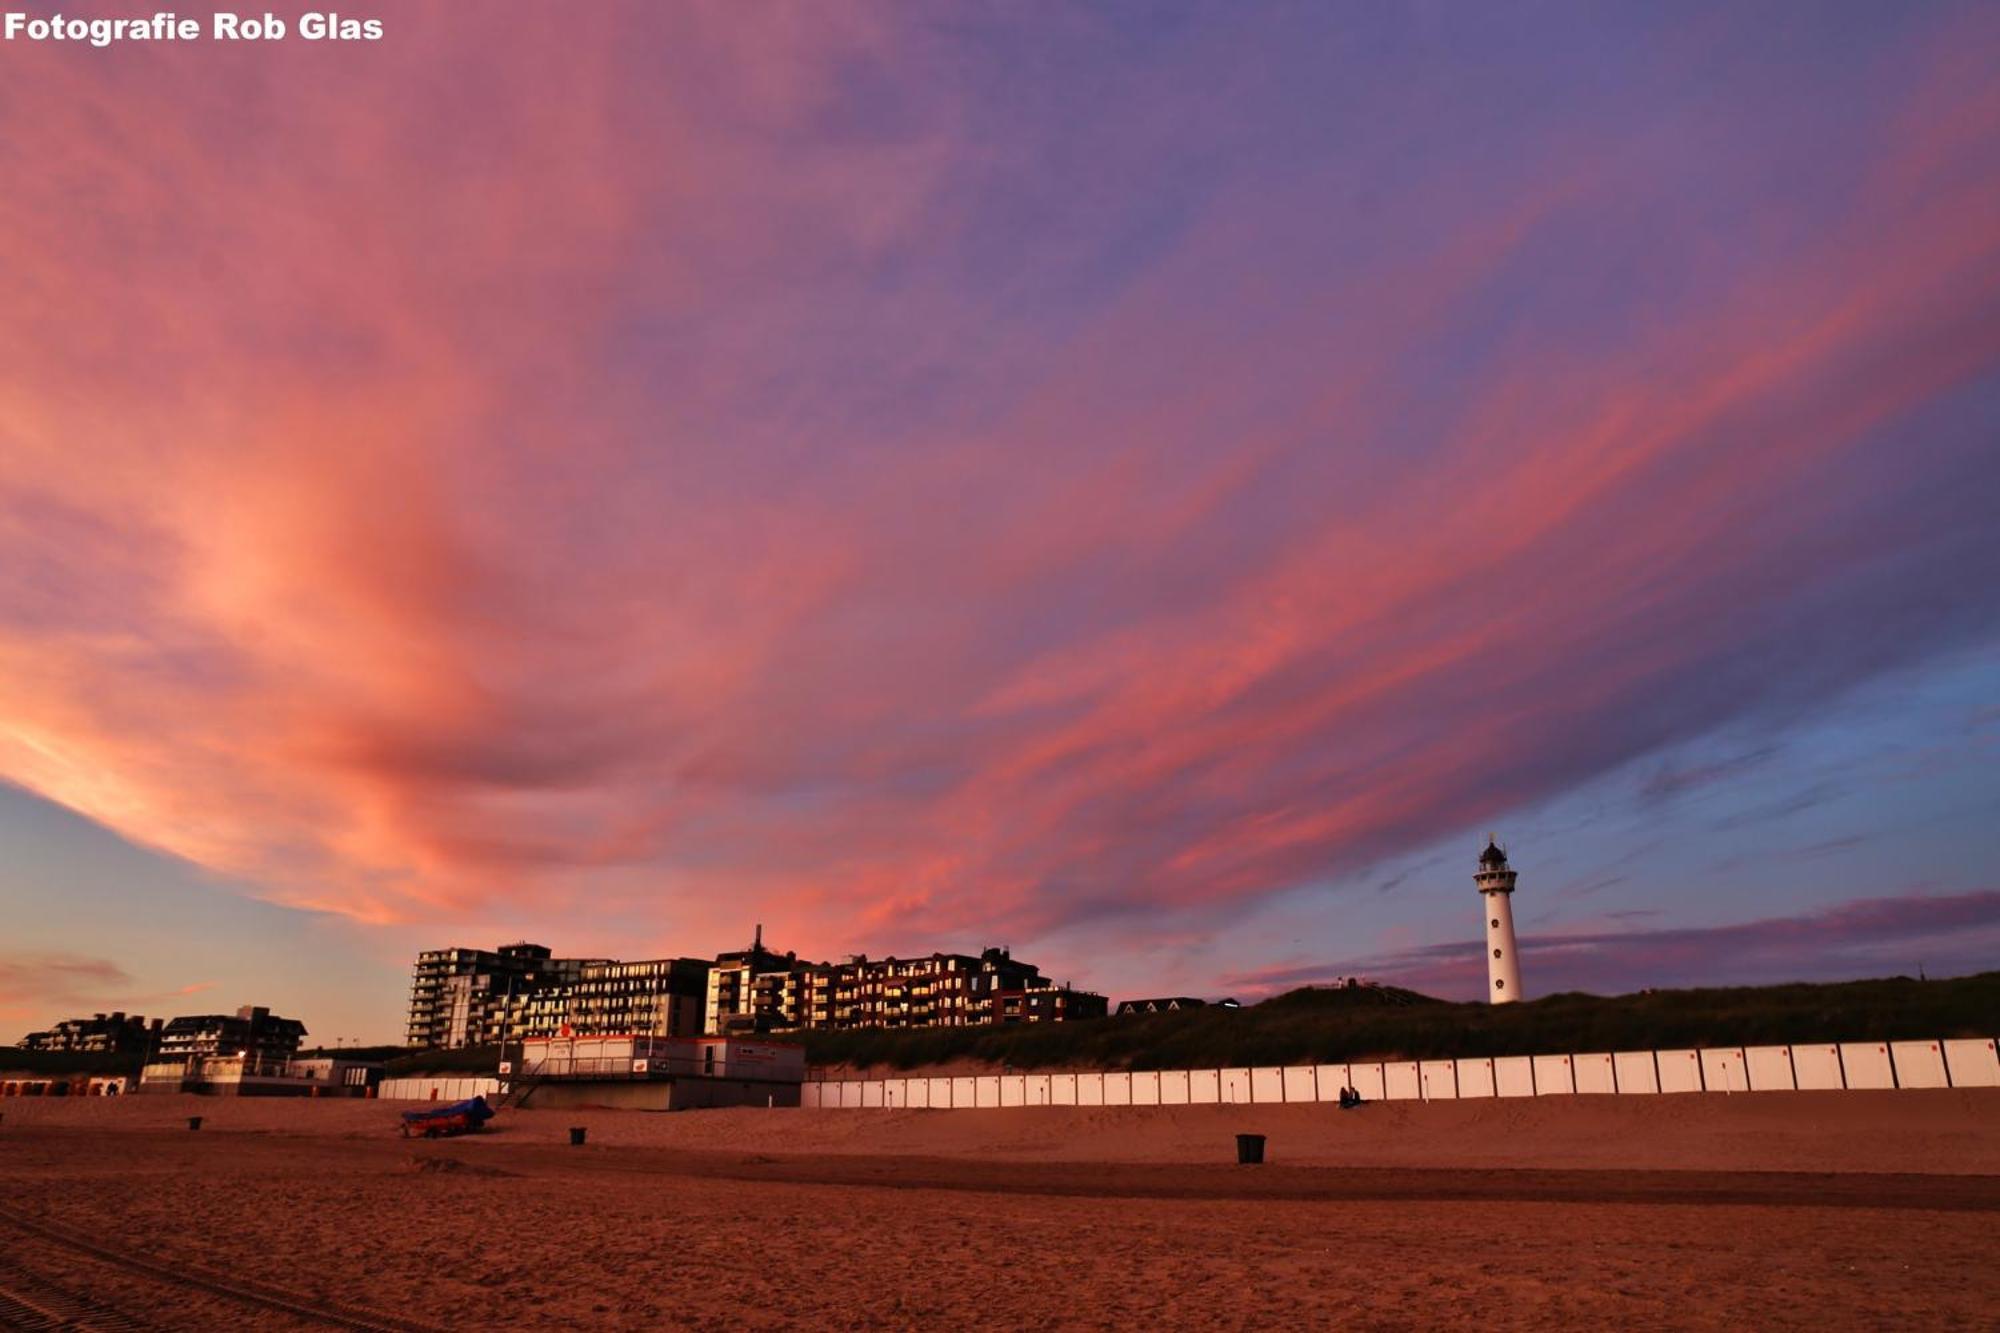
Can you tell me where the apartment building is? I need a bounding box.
[409,939,1107,1048]
[407,942,592,1048]
[408,943,711,1049]
[801,948,1108,1031]
[566,957,711,1038]
[705,926,814,1035]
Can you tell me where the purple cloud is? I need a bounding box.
[1232,889,2000,1000]
[0,953,132,1026]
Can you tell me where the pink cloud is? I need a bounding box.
[0,953,218,1032]
[0,5,1995,969]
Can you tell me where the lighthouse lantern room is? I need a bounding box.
[1476,837,1523,1004]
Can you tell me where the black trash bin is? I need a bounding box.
[1235,1133,1265,1165]
[188,1116,203,1131]
[569,1126,587,1146]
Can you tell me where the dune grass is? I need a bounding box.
[795,971,2000,1071]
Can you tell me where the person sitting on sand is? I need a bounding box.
[1339,1085,1363,1109]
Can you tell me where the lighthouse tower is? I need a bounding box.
[1476,836,1522,1004]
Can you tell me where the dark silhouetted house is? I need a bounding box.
[1115,997,1209,1016]
[18,1011,161,1053]
[157,1006,307,1066]
[140,1006,316,1095]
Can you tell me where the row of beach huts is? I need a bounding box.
[800,1037,2000,1109]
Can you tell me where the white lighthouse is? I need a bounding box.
[1476,836,1522,1004]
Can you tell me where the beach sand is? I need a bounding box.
[1,1089,1994,1329]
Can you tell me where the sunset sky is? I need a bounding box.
[2,3,1996,1044]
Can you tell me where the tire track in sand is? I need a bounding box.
[0,1205,434,1333]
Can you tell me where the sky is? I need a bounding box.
[1,2,1996,1044]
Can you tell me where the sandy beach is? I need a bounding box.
[0,1090,1995,1329]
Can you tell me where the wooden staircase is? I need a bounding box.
[492,1065,544,1111]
